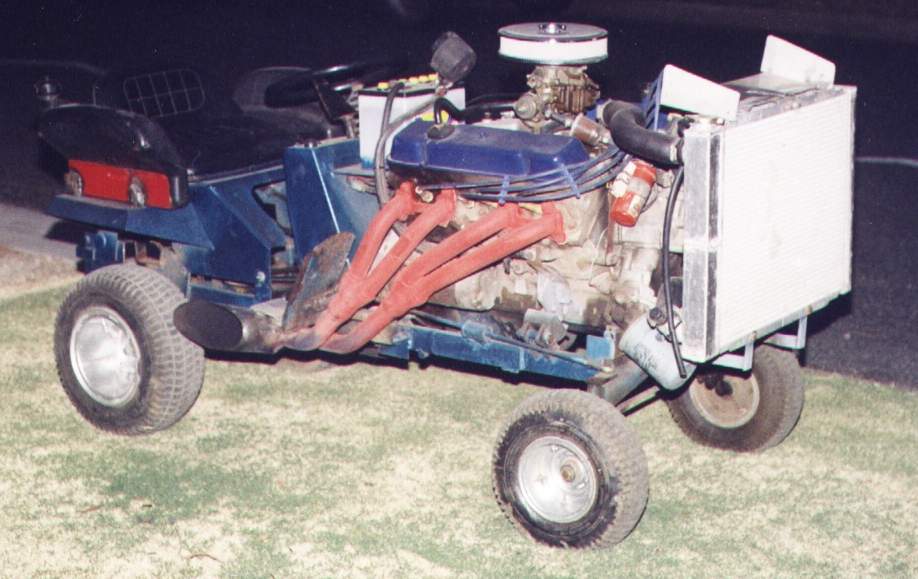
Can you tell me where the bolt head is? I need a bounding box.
[560,463,576,483]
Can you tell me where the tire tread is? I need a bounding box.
[492,389,649,549]
[54,265,204,435]
[667,345,804,452]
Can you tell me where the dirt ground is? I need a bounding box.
[0,245,78,300]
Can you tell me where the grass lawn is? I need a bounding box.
[0,276,916,577]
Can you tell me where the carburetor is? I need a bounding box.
[514,65,600,126]
[499,22,607,131]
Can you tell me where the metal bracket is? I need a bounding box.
[379,325,599,382]
[560,164,580,199]
[586,330,616,362]
[766,316,808,350]
[710,341,754,371]
[497,175,510,206]
[641,70,663,130]
[78,230,124,273]
[705,316,807,372]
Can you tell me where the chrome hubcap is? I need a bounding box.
[689,373,761,429]
[69,306,142,407]
[517,435,598,524]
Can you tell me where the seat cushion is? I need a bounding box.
[158,113,299,177]
[93,67,328,178]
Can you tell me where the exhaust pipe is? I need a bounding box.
[588,356,650,406]
[174,301,281,354]
[619,312,696,390]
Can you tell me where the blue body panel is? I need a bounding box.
[388,119,590,177]
[48,164,288,303]
[49,196,213,248]
[50,138,601,384]
[78,230,124,272]
[284,140,377,262]
[378,324,600,382]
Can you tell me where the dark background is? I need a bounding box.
[1,0,915,388]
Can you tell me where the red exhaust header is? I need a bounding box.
[281,181,566,354]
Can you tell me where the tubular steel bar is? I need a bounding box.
[283,183,456,351]
[321,204,564,354]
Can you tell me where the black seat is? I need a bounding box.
[88,66,325,177]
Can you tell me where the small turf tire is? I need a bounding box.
[54,265,205,435]
[666,345,804,452]
[492,389,649,549]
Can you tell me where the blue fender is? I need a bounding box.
[48,164,288,297]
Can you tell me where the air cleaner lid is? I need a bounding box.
[498,22,608,65]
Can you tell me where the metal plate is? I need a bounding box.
[498,23,607,42]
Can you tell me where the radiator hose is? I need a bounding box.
[601,100,682,166]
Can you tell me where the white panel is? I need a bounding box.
[498,36,608,65]
[761,36,836,85]
[358,87,465,164]
[659,65,740,121]
[498,22,608,65]
[714,93,853,350]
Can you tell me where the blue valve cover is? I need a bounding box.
[388,120,589,177]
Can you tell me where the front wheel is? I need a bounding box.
[54,265,205,435]
[492,390,649,549]
[666,345,804,452]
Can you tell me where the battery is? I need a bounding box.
[358,76,465,166]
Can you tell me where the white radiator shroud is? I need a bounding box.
[680,80,856,363]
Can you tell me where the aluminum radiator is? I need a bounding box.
[680,79,856,363]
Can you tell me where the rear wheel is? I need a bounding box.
[492,390,648,548]
[666,345,804,452]
[54,265,205,435]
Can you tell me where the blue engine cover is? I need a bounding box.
[388,119,589,177]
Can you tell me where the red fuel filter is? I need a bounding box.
[610,160,656,227]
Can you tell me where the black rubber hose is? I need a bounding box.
[539,120,565,135]
[601,100,682,166]
[374,82,405,207]
[434,97,460,124]
[372,85,443,252]
[662,167,688,378]
[433,97,512,124]
[374,87,446,207]
[466,92,520,106]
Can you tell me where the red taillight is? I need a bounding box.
[67,160,173,209]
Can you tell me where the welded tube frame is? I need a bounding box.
[321,204,565,354]
[282,182,456,351]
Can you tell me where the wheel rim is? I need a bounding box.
[689,372,761,429]
[69,306,142,407]
[516,435,598,524]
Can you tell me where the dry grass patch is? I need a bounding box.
[0,279,915,577]
[0,245,78,300]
